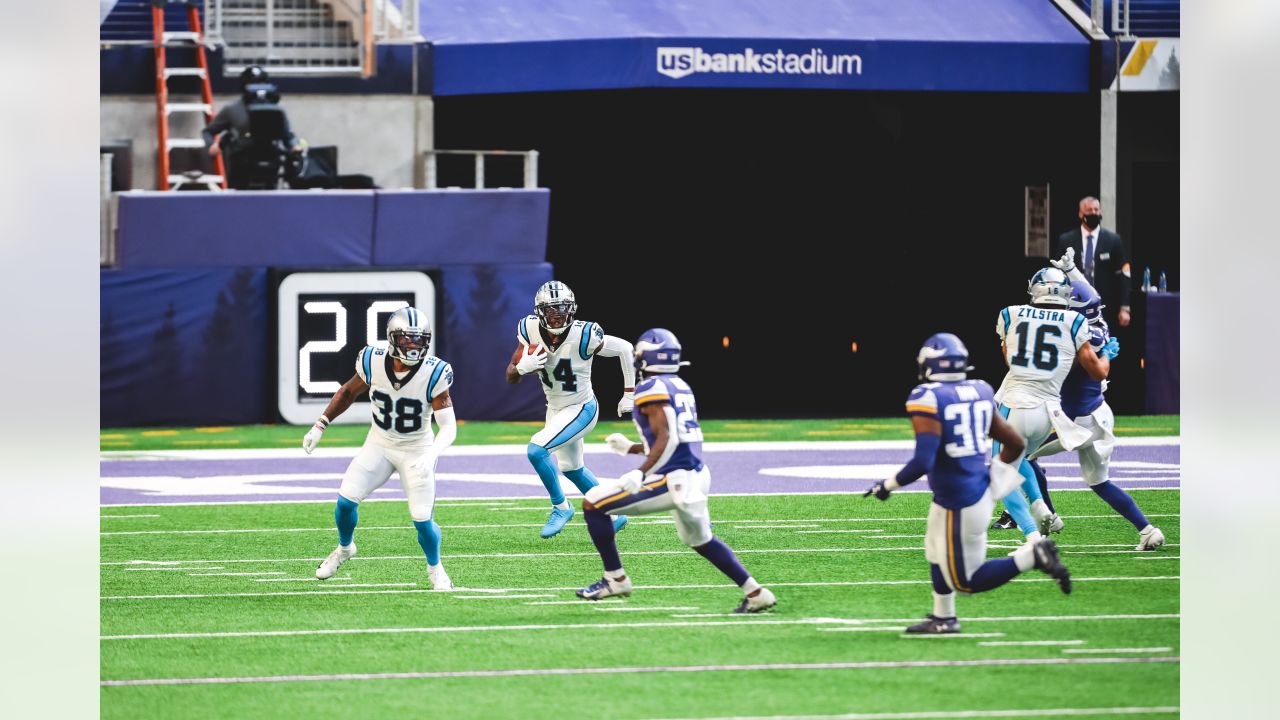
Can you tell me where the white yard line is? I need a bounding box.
[900,633,1005,639]
[125,566,225,572]
[100,435,1180,461]
[187,572,284,577]
[100,577,1179,602]
[98,656,1179,687]
[526,600,625,606]
[733,525,822,529]
[979,640,1086,647]
[101,514,160,519]
[453,594,556,600]
[817,627,908,633]
[651,706,1180,720]
[1133,556,1180,561]
[255,577,351,583]
[796,529,885,534]
[1063,647,1172,654]
[593,606,699,612]
[100,613,1179,642]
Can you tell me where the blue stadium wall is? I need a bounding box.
[101,190,551,427]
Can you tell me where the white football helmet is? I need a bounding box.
[534,281,577,336]
[386,306,430,365]
[1027,267,1073,307]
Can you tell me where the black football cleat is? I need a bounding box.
[904,614,961,634]
[1032,539,1072,595]
[992,511,1018,530]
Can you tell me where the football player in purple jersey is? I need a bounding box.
[864,333,1073,634]
[575,328,777,614]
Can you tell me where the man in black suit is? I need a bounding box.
[1057,196,1131,327]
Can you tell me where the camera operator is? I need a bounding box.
[202,66,305,189]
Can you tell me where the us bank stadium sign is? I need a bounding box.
[656,46,862,80]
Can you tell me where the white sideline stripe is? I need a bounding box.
[796,529,885,534]
[101,542,1179,566]
[453,594,555,600]
[671,613,754,618]
[256,577,351,583]
[1133,556,1179,561]
[979,640,1086,647]
[100,435,1180,461]
[901,633,1005,639]
[187,572,284,577]
[594,606,699,612]
[101,514,160,519]
[652,706,1180,720]
[735,525,821,529]
[526,600,625,606]
[817,627,907,633]
[100,577,1178,601]
[99,613,1178,641]
[98,487,1181,508]
[1063,647,1172,654]
[126,566,225,572]
[98,656,1179,687]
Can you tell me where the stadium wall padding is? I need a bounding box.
[103,190,554,427]
[1144,293,1179,414]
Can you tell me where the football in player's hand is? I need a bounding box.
[526,343,544,356]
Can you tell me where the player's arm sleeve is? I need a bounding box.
[633,378,670,408]
[894,387,941,488]
[432,406,456,456]
[996,307,1011,341]
[1071,312,1092,350]
[515,316,533,346]
[427,361,454,401]
[353,346,375,385]
[595,332,637,388]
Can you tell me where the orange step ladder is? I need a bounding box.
[152,0,226,190]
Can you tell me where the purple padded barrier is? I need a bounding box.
[1144,292,1180,414]
[372,190,550,265]
[115,191,376,267]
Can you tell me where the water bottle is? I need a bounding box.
[1142,266,1152,292]
[1158,271,1168,293]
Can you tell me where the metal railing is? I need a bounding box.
[423,150,541,190]
[204,0,420,76]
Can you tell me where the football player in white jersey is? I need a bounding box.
[302,306,456,590]
[505,281,636,538]
[992,268,1110,543]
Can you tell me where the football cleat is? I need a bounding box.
[905,615,961,634]
[1032,539,1072,595]
[733,587,777,614]
[1038,512,1065,535]
[1136,526,1166,551]
[316,543,356,580]
[992,511,1018,530]
[427,564,453,591]
[613,515,629,533]
[540,505,575,538]
[576,575,633,600]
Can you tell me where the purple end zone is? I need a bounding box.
[100,443,1180,506]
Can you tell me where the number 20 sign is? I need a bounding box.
[276,271,436,425]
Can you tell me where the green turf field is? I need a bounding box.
[100,490,1179,719]
[100,415,1181,451]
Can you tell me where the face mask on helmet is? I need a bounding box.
[389,330,430,365]
[537,301,575,335]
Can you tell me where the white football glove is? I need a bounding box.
[302,416,328,454]
[515,345,548,375]
[617,391,635,416]
[1050,247,1076,274]
[618,469,645,494]
[605,432,635,456]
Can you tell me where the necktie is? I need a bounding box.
[1084,233,1095,282]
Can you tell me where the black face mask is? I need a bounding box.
[1083,214,1102,230]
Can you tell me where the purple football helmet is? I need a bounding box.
[634,328,689,375]
[916,332,973,382]
[1069,282,1105,324]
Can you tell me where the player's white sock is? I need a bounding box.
[933,592,956,618]
[1026,530,1043,542]
[554,500,571,511]
[741,577,762,596]
[606,568,627,581]
[1140,524,1154,534]
[1030,499,1051,521]
[1012,544,1036,571]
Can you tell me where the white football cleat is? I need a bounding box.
[576,574,633,600]
[1136,526,1166,551]
[427,563,454,591]
[1038,512,1065,535]
[734,586,777,614]
[316,543,356,580]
